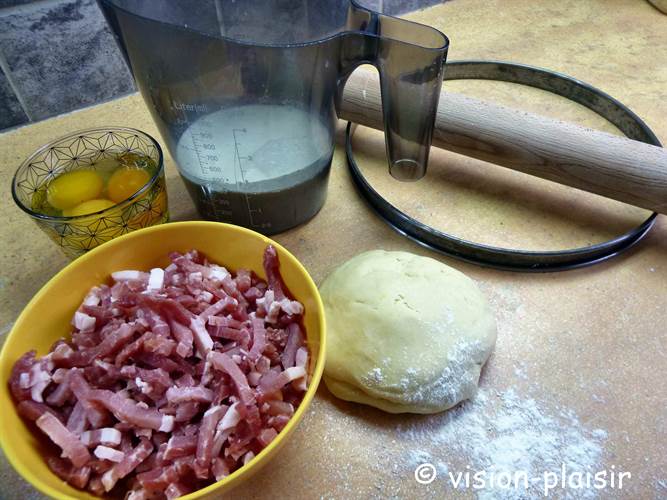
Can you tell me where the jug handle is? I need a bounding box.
[336,2,449,180]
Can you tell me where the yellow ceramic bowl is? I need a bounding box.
[0,221,326,499]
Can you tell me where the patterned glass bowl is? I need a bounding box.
[12,127,169,259]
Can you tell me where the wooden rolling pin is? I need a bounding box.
[339,69,667,214]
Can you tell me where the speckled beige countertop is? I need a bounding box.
[1,0,666,498]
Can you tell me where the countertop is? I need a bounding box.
[1,0,666,498]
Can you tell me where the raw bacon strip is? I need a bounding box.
[112,270,150,282]
[281,323,304,369]
[136,457,191,492]
[266,400,294,417]
[89,390,174,432]
[219,403,241,432]
[36,412,91,467]
[190,317,213,357]
[165,386,213,404]
[141,308,170,337]
[69,370,109,428]
[114,333,148,366]
[248,317,267,360]
[66,400,88,435]
[46,370,72,406]
[208,352,255,405]
[165,482,191,499]
[198,296,238,323]
[81,428,122,447]
[101,437,153,492]
[29,362,52,403]
[208,316,242,329]
[211,458,230,481]
[258,427,278,447]
[94,445,125,463]
[47,456,91,489]
[168,319,193,358]
[259,366,307,395]
[195,405,225,474]
[142,332,176,357]
[163,435,197,461]
[73,311,96,332]
[209,326,249,344]
[17,400,62,422]
[263,245,286,300]
[293,347,309,392]
[174,401,200,422]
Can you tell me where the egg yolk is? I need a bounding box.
[107,167,150,204]
[62,198,115,217]
[46,170,104,210]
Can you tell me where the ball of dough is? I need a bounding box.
[320,250,496,414]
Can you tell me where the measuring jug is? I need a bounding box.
[99,0,448,234]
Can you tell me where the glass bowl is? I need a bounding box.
[12,127,169,259]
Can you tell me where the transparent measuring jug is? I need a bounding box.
[99,0,448,234]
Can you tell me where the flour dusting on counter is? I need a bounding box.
[400,388,608,499]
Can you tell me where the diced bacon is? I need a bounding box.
[143,332,176,356]
[209,326,249,344]
[219,402,241,432]
[247,371,262,386]
[293,347,309,392]
[112,270,149,282]
[88,476,105,496]
[279,298,304,316]
[17,400,62,422]
[208,316,242,328]
[147,268,165,291]
[266,400,294,417]
[135,428,153,439]
[165,481,191,499]
[94,445,125,463]
[29,362,52,403]
[83,287,102,307]
[114,333,146,366]
[165,386,213,404]
[211,457,229,481]
[208,352,255,405]
[81,428,122,447]
[10,246,310,498]
[259,366,307,395]
[174,402,200,422]
[47,456,91,489]
[141,308,171,338]
[190,317,213,357]
[242,451,255,465]
[88,390,173,432]
[196,405,225,475]
[136,458,191,492]
[258,427,278,447]
[164,435,197,461]
[73,311,96,332]
[249,317,267,360]
[263,245,286,300]
[169,319,194,358]
[46,371,72,406]
[69,371,110,428]
[101,438,153,492]
[208,265,229,282]
[66,400,88,435]
[36,412,91,467]
[198,296,238,323]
